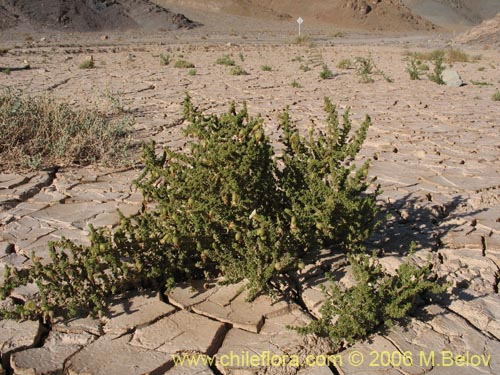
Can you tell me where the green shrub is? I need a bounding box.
[292,35,311,45]
[79,57,95,69]
[260,65,272,72]
[160,53,171,66]
[299,64,311,72]
[230,65,248,75]
[1,68,10,75]
[0,96,378,320]
[174,60,195,68]
[320,64,334,80]
[295,251,446,347]
[493,90,500,101]
[428,55,445,85]
[216,55,235,66]
[239,52,245,62]
[188,69,197,76]
[291,80,302,88]
[406,56,427,80]
[0,89,131,170]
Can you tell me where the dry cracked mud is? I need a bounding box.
[0,21,499,375]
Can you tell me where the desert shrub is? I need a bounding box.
[292,35,311,45]
[174,60,195,68]
[406,56,428,80]
[260,65,272,72]
[0,89,131,170]
[160,53,171,66]
[493,90,500,101]
[188,69,197,76]
[407,48,477,64]
[239,52,245,62]
[216,55,235,66]
[337,59,352,69]
[428,55,445,85]
[1,68,10,75]
[230,65,248,75]
[0,95,378,319]
[291,56,304,62]
[291,80,302,88]
[320,64,334,79]
[79,57,95,69]
[471,81,491,87]
[299,64,311,72]
[295,251,445,347]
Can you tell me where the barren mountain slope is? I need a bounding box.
[403,0,500,30]
[455,13,500,47]
[154,0,435,31]
[0,0,198,31]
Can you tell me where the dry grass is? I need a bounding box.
[0,89,131,170]
[406,48,480,64]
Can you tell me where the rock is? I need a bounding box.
[169,280,292,333]
[103,291,176,335]
[53,316,102,336]
[11,331,96,375]
[66,334,171,375]
[442,69,464,87]
[0,320,45,364]
[130,309,227,355]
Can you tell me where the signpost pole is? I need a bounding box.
[297,17,303,36]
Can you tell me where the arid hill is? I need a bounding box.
[154,0,435,31]
[403,0,500,30]
[455,13,500,47]
[0,0,198,31]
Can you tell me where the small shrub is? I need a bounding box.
[428,55,445,85]
[471,81,491,87]
[299,64,311,72]
[330,31,345,38]
[0,96,378,319]
[320,64,334,80]
[493,90,500,101]
[160,53,171,66]
[291,80,302,88]
[292,35,311,45]
[216,55,235,66]
[174,60,195,69]
[291,56,304,62]
[478,66,485,72]
[295,251,446,347]
[239,52,245,62]
[260,65,272,72]
[1,68,10,75]
[79,57,95,69]
[406,56,429,80]
[188,69,197,76]
[230,65,248,75]
[0,89,131,170]
[337,59,352,69]
[407,48,477,64]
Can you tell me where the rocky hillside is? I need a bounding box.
[455,13,500,47]
[154,0,435,31]
[0,0,198,31]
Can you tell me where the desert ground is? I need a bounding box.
[0,2,499,375]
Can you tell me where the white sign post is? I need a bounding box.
[297,17,303,36]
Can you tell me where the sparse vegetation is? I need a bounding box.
[291,35,311,45]
[471,81,491,87]
[291,80,302,88]
[188,69,197,76]
[1,68,10,75]
[291,56,304,63]
[355,57,374,83]
[493,90,500,101]
[230,65,248,75]
[337,59,352,69]
[160,53,171,66]
[174,59,195,69]
[428,55,445,85]
[239,52,245,62]
[320,64,334,80]
[79,57,95,69]
[406,48,479,64]
[260,65,272,72]
[216,54,236,66]
[0,89,131,170]
[406,56,429,80]
[299,64,311,72]
[0,96,379,319]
